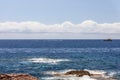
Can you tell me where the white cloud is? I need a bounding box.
[0,20,120,34]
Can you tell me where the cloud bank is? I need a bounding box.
[0,20,120,34]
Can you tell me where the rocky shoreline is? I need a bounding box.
[0,74,39,80]
[44,70,116,80]
[63,70,115,80]
[0,70,116,80]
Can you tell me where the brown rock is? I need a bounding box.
[0,74,39,80]
[0,74,12,80]
[64,70,91,77]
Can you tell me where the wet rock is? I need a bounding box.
[64,70,91,77]
[0,74,39,80]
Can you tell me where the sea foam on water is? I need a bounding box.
[43,69,115,80]
[42,75,96,80]
[27,58,70,64]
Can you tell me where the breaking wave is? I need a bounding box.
[27,58,70,64]
[43,69,116,80]
[42,75,96,80]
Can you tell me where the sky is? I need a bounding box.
[0,0,120,39]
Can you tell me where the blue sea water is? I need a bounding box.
[0,40,120,80]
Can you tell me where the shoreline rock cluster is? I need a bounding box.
[0,70,116,80]
[53,70,116,80]
[0,74,39,80]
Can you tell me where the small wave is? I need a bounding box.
[42,75,96,80]
[43,69,116,80]
[84,69,107,78]
[27,58,70,64]
[44,69,76,75]
[107,71,120,77]
[44,69,106,75]
[43,69,96,80]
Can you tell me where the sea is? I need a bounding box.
[0,39,120,80]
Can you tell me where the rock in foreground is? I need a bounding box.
[0,74,39,80]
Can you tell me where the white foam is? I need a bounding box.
[45,69,106,75]
[44,69,75,75]
[84,69,110,78]
[42,75,96,80]
[108,71,120,77]
[27,58,70,64]
[43,69,116,80]
[43,69,97,80]
[84,69,106,75]
[108,72,116,77]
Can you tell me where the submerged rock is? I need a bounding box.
[0,74,39,80]
[65,70,91,77]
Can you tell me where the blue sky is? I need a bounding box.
[0,0,120,39]
[0,0,120,23]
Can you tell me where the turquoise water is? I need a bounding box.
[0,40,120,79]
